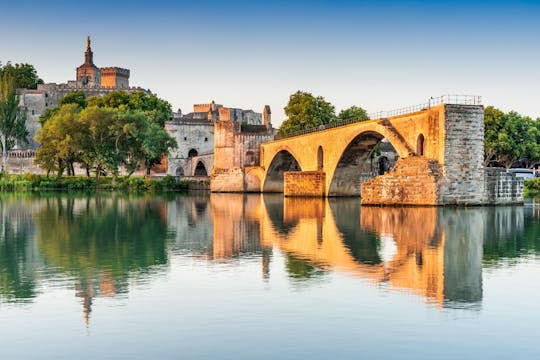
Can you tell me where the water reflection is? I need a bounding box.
[0,192,539,316]
[0,193,174,326]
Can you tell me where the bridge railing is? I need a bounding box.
[274,95,482,140]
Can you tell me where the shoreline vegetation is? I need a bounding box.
[0,174,207,192]
[524,178,540,196]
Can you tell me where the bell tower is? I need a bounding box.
[76,36,101,87]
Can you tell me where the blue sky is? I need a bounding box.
[1,0,539,124]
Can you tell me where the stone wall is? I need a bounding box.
[484,168,524,204]
[284,171,326,197]
[440,105,486,205]
[210,167,244,192]
[361,156,442,205]
[165,120,214,177]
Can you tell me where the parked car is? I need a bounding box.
[508,168,535,178]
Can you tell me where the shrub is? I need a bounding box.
[524,178,540,192]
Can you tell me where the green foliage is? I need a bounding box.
[35,104,83,176]
[59,90,87,109]
[0,62,43,89]
[524,178,540,193]
[88,90,172,126]
[0,174,189,192]
[339,106,369,121]
[484,106,540,168]
[278,91,336,135]
[35,91,177,179]
[0,72,28,172]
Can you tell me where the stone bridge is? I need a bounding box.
[211,97,523,205]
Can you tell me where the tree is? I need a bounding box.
[339,106,369,121]
[484,106,540,168]
[141,122,177,175]
[59,90,87,109]
[35,104,84,176]
[0,62,44,89]
[78,106,119,180]
[278,91,336,136]
[88,90,172,126]
[0,73,28,173]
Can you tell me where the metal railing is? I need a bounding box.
[274,95,482,140]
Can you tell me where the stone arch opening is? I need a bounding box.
[175,167,184,178]
[328,132,397,196]
[188,149,198,158]
[263,150,302,193]
[317,146,324,170]
[245,151,256,166]
[194,161,208,176]
[416,134,425,156]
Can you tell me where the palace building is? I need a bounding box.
[18,36,148,149]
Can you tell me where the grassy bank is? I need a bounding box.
[524,178,540,196]
[0,174,203,192]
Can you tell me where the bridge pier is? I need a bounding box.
[284,171,326,197]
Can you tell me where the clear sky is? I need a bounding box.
[1,0,539,125]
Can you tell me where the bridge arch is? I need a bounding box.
[194,161,208,176]
[327,130,398,196]
[263,149,302,193]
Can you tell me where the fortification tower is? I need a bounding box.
[100,67,130,88]
[76,36,101,87]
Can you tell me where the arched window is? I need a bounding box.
[317,146,324,170]
[416,134,425,156]
[188,149,198,158]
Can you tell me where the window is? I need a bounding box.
[184,137,187,141]
[204,137,208,142]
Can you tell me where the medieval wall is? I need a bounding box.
[484,168,524,204]
[165,120,214,177]
[211,120,273,192]
[100,67,130,88]
[19,90,47,149]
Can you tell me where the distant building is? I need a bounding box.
[18,36,149,149]
[166,101,273,178]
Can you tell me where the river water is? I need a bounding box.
[0,192,538,359]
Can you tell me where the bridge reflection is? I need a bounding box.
[206,194,530,308]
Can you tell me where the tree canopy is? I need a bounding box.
[484,106,540,168]
[339,106,369,121]
[278,91,371,136]
[0,62,44,90]
[35,90,177,178]
[278,91,336,136]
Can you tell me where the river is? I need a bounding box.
[0,192,538,359]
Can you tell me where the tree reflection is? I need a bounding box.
[0,195,39,302]
[34,193,173,325]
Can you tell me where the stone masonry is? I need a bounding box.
[361,156,442,205]
[284,171,326,197]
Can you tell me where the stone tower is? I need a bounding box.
[263,105,272,129]
[76,36,101,87]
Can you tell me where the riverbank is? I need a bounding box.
[0,174,208,192]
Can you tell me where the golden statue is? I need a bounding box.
[86,36,91,50]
